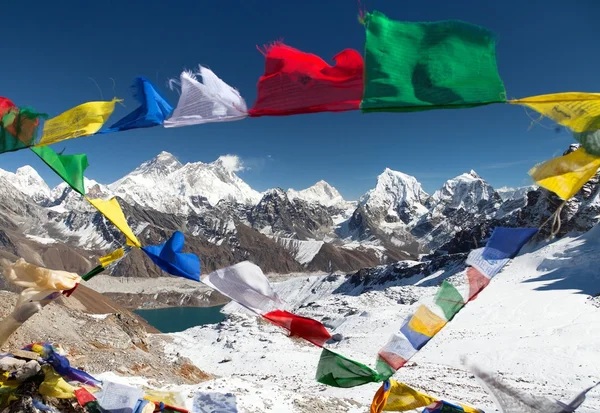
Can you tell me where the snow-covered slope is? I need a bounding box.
[166,226,600,413]
[287,181,349,209]
[429,170,501,214]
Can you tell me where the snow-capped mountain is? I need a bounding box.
[0,166,51,205]
[287,180,351,209]
[411,170,503,250]
[109,152,261,214]
[0,144,598,277]
[359,168,429,225]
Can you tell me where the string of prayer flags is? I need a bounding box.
[376,226,538,375]
[86,197,142,248]
[529,147,600,200]
[201,261,282,314]
[361,11,506,113]
[97,77,173,133]
[37,99,121,146]
[262,310,331,347]
[0,258,81,306]
[30,146,88,196]
[165,66,248,127]
[370,380,440,413]
[509,93,600,133]
[316,348,388,388]
[142,231,201,281]
[249,43,363,116]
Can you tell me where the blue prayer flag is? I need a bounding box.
[142,231,201,281]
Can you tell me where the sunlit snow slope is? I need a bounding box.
[165,226,600,412]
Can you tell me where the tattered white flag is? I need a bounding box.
[0,258,81,306]
[165,66,248,127]
[201,261,282,315]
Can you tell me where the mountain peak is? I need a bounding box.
[359,168,429,223]
[431,170,500,213]
[287,180,346,208]
[129,152,183,179]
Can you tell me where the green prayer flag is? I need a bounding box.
[361,11,506,112]
[375,356,396,380]
[31,146,88,195]
[574,130,600,156]
[316,348,383,388]
[435,281,465,321]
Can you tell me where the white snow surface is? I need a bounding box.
[359,168,429,222]
[161,226,600,413]
[287,180,350,208]
[274,238,325,265]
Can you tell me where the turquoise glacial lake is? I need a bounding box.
[135,305,226,333]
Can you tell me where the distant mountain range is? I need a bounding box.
[0,144,598,276]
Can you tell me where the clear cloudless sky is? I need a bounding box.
[1,0,598,199]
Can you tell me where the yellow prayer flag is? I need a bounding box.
[86,197,141,248]
[99,248,125,267]
[38,98,121,146]
[408,305,447,338]
[529,147,600,200]
[380,380,438,412]
[509,93,600,133]
[38,366,76,399]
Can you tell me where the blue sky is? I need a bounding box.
[1,0,597,200]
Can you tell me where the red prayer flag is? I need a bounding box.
[466,266,491,301]
[249,43,364,117]
[0,98,16,117]
[263,310,332,347]
[74,388,96,406]
[377,350,407,370]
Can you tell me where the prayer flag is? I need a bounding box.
[86,197,141,247]
[509,93,600,133]
[249,43,363,116]
[529,147,600,200]
[99,248,125,267]
[142,231,201,281]
[0,258,81,306]
[361,11,505,112]
[482,227,538,260]
[371,380,439,413]
[30,146,88,195]
[165,66,247,127]
[316,348,382,388]
[38,99,120,146]
[98,77,173,133]
[377,333,417,371]
[435,281,465,321]
[466,267,490,301]
[466,247,509,278]
[201,261,280,314]
[263,310,331,347]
